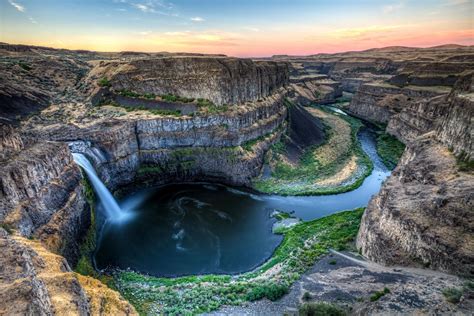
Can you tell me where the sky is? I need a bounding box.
[0,0,473,57]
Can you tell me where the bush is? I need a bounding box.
[98,77,111,87]
[303,291,312,301]
[442,287,463,304]
[370,287,390,301]
[0,223,14,234]
[18,61,32,71]
[298,302,345,316]
[246,283,289,301]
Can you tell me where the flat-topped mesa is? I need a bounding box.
[89,57,289,106]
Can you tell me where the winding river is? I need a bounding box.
[94,124,390,277]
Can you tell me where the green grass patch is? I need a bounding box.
[455,150,474,172]
[376,133,405,169]
[254,108,373,196]
[74,176,98,277]
[442,287,463,304]
[113,208,364,315]
[98,77,111,87]
[370,287,390,302]
[0,223,14,234]
[18,61,32,71]
[298,302,346,316]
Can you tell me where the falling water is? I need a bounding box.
[72,153,130,222]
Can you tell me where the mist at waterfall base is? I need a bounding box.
[93,128,390,277]
[72,153,132,223]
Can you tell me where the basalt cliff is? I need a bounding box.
[0,43,473,314]
[0,44,292,314]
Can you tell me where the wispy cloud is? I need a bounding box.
[190,16,205,22]
[129,0,175,15]
[443,0,470,5]
[138,30,152,35]
[383,2,404,13]
[8,0,25,12]
[243,27,260,32]
[133,3,154,13]
[28,16,37,24]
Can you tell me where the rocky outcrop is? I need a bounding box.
[0,229,137,315]
[348,83,450,124]
[287,74,342,105]
[357,133,474,276]
[88,57,289,105]
[0,139,90,264]
[436,93,474,160]
[357,73,474,276]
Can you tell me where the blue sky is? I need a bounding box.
[1,0,472,56]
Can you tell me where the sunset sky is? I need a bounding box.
[1,0,473,57]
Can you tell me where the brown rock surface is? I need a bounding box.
[0,229,137,315]
[357,133,473,276]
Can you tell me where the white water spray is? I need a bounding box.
[72,153,130,222]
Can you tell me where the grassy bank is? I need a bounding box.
[376,133,405,169]
[112,208,364,315]
[253,105,373,196]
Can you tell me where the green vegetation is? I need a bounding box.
[196,98,228,114]
[303,291,312,301]
[75,176,97,277]
[18,61,32,71]
[98,77,111,87]
[113,208,364,315]
[329,259,337,265]
[0,223,14,234]
[254,106,373,196]
[245,283,289,301]
[442,287,463,304]
[376,133,405,169]
[117,89,141,98]
[370,287,390,302]
[298,302,346,316]
[272,212,291,221]
[455,150,474,172]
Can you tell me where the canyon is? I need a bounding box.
[0,43,473,315]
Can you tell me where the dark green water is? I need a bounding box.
[94,184,283,276]
[94,128,390,277]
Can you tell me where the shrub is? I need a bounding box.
[0,223,14,234]
[98,77,111,87]
[303,291,312,301]
[329,259,337,265]
[246,283,289,301]
[18,61,32,71]
[442,287,463,304]
[370,287,390,301]
[298,302,346,316]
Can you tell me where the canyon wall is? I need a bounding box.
[0,50,292,314]
[89,57,289,106]
[356,74,474,276]
[0,128,90,264]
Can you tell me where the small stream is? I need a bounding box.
[94,125,390,277]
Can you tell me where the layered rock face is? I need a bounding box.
[287,73,342,105]
[356,73,474,276]
[0,229,136,315]
[0,130,89,264]
[357,133,473,276]
[89,57,288,105]
[348,83,451,125]
[0,45,292,314]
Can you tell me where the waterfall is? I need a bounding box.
[72,153,130,222]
